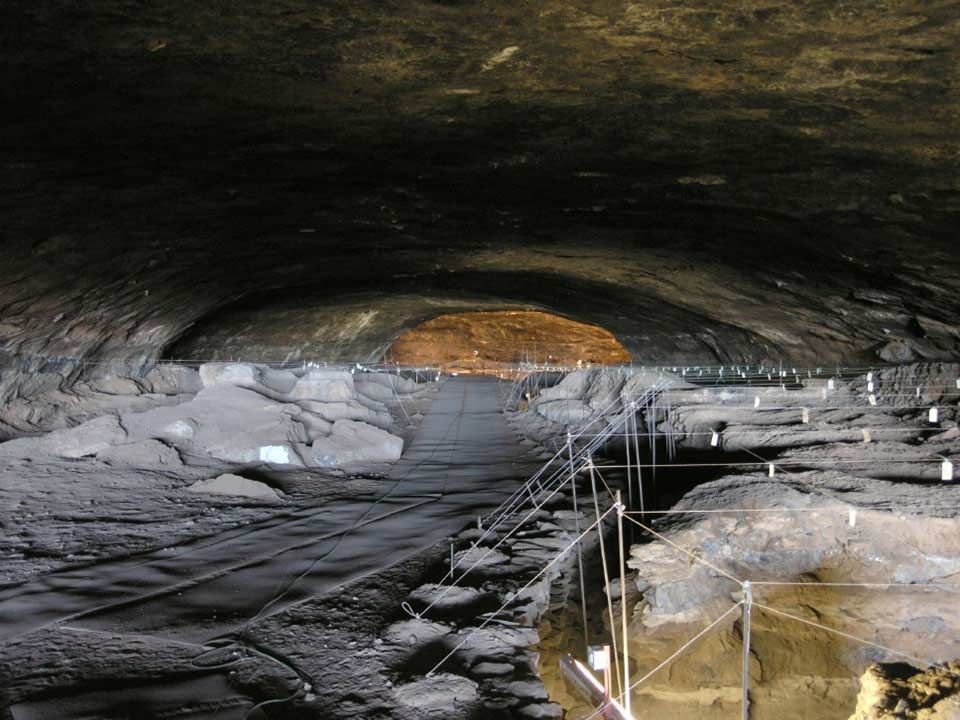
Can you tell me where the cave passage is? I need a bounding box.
[387,310,632,373]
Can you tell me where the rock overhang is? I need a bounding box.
[1,0,958,368]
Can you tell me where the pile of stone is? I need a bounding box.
[0,362,429,470]
[382,483,611,718]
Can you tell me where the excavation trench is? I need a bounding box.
[509,365,960,720]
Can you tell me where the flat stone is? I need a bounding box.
[97,439,182,467]
[471,661,514,677]
[187,473,281,502]
[518,702,564,719]
[394,674,478,712]
[504,680,549,702]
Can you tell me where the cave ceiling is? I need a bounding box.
[2,0,959,365]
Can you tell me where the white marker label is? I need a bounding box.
[802,408,810,424]
[867,381,874,392]
[867,371,873,382]
[828,379,835,390]
[942,460,954,482]
[862,429,872,443]
[754,396,760,408]
[929,407,939,423]
[956,378,960,389]
[848,508,857,527]
[768,463,775,477]
[868,394,877,406]
[710,430,719,447]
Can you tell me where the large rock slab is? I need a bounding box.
[97,439,183,467]
[310,419,403,466]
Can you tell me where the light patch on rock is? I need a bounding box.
[258,445,293,464]
[482,46,520,71]
[187,473,281,502]
[677,174,727,186]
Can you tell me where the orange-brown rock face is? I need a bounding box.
[388,311,631,372]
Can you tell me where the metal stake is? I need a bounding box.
[616,491,632,716]
[742,580,753,720]
[568,433,591,656]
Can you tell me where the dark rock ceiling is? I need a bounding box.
[1,0,959,366]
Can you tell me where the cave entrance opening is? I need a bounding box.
[386,310,631,374]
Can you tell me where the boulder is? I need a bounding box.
[198,362,261,389]
[296,399,390,428]
[583,370,624,410]
[877,339,916,363]
[536,399,593,425]
[258,367,298,394]
[357,372,419,395]
[354,381,397,404]
[288,370,354,402]
[394,674,478,713]
[381,618,451,647]
[122,385,309,465]
[43,415,127,458]
[187,473,281,502]
[310,420,403,466]
[87,375,142,396]
[536,371,590,403]
[140,364,203,395]
[850,661,960,720]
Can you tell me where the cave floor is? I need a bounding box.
[0,376,538,718]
